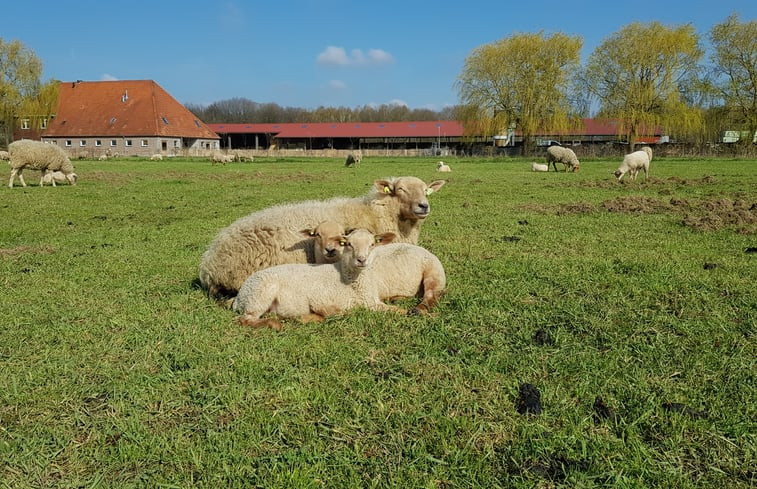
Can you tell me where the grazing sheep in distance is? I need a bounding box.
[546,145,580,172]
[210,152,235,165]
[199,176,446,298]
[8,140,76,188]
[436,161,451,172]
[531,162,549,172]
[98,154,108,161]
[150,154,163,161]
[614,146,653,182]
[301,220,346,264]
[41,170,78,186]
[345,151,362,167]
[232,229,402,329]
[0,150,9,161]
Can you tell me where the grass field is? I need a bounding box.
[1,155,755,488]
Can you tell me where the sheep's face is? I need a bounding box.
[375,177,446,220]
[302,221,345,262]
[67,173,78,185]
[613,169,625,180]
[340,229,395,270]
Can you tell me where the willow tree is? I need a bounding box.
[581,22,703,150]
[0,38,44,147]
[455,31,582,155]
[710,13,757,143]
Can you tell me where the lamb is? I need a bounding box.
[614,146,653,182]
[546,145,580,172]
[345,151,362,167]
[199,176,446,298]
[0,150,9,161]
[531,162,549,172]
[98,154,108,161]
[7,140,76,188]
[149,154,163,161]
[233,229,402,329]
[301,220,346,264]
[233,228,445,329]
[436,161,451,172]
[41,170,78,186]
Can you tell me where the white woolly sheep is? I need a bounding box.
[300,220,346,264]
[149,154,163,161]
[199,176,446,298]
[41,170,78,186]
[436,161,451,172]
[546,145,580,172]
[8,140,76,188]
[614,146,653,182]
[531,162,549,172]
[0,150,9,161]
[210,152,235,165]
[232,229,403,329]
[98,154,108,161]
[345,151,362,167]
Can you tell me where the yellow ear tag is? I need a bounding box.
[425,188,433,196]
[383,186,391,194]
[309,230,316,236]
[375,236,382,243]
[339,239,347,246]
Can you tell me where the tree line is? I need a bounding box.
[2,13,755,152]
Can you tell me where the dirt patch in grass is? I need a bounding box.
[0,245,56,257]
[557,202,597,215]
[681,198,756,233]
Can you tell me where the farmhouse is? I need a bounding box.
[38,80,219,158]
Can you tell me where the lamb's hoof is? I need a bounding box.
[407,304,429,316]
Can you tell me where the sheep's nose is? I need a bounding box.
[355,256,367,266]
[325,249,337,257]
[417,202,429,213]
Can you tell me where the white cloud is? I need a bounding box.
[317,46,395,67]
[388,99,407,107]
[328,80,346,89]
[101,74,118,81]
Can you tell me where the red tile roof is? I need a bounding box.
[44,80,218,140]
[208,120,465,138]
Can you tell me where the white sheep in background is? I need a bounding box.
[345,151,363,167]
[199,176,446,298]
[7,140,76,188]
[210,152,235,165]
[41,170,78,186]
[149,154,163,161]
[546,145,580,172]
[531,162,549,172]
[98,154,108,161]
[232,229,403,329]
[301,220,346,264]
[614,146,653,182]
[0,150,9,161]
[436,161,451,172]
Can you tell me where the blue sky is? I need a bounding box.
[3,1,755,111]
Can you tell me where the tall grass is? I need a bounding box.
[1,156,754,488]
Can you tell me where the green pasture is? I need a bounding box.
[0,155,755,488]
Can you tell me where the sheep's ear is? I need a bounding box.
[375,232,396,244]
[426,180,446,194]
[375,179,394,195]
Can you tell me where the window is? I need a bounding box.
[125,140,132,147]
[174,140,180,148]
[41,118,48,129]
[161,116,169,125]
[141,140,148,147]
[95,140,102,147]
[80,140,87,147]
[21,119,30,129]
[110,140,117,147]
[65,140,72,147]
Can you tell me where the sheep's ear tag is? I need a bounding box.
[383,186,392,194]
[375,236,382,244]
[425,188,433,196]
[339,239,347,246]
[309,230,316,236]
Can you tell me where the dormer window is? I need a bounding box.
[161,116,169,125]
[121,90,128,102]
[21,119,30,129]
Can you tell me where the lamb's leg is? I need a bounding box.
[238,315,283,330]
[16,169,27,187]
[9,168,18,187]
[408,274,445,316]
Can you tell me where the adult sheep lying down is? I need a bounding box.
[199,176,446,298]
